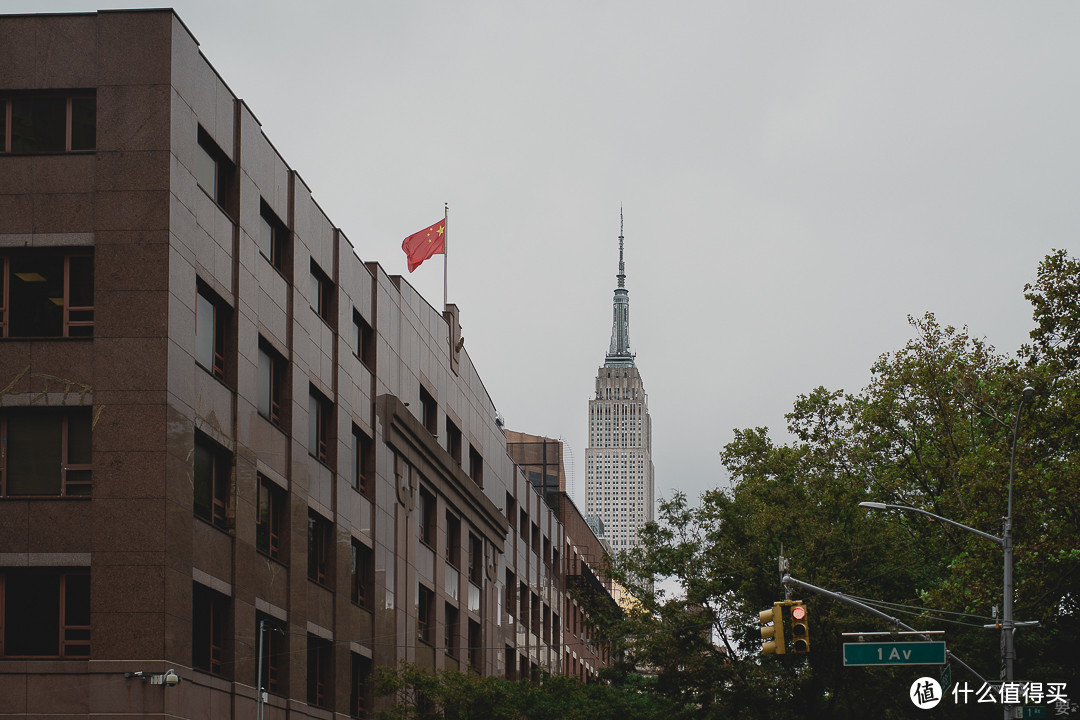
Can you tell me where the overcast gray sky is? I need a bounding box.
[12,1,1079,509]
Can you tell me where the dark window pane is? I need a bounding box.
[70,97,95,150]
[258,214,274,261]
[67,408,92,464]
[64,573,91,626]
[10,254,63,336]
[193,439,213,520]
[11,96,66,153]
[7,411,62,495]
[258,347,272,418]
[195,291,215,372]
[5,573,60,656]
[68,255,94,307]
[197,141,217,197]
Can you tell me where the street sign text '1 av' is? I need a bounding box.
[842,641,947,667]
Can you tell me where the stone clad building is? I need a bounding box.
[0,9,611,718]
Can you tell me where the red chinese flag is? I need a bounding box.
[401,219,446,272]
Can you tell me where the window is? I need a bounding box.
[519,509,528,541]
[418,485,436,548]
[308,386,332,464]
[505,494,516,532]
[196,126,235,217]
[351,653,372,718]
[531,592,540,636]
[0,407,91,497]
[256,613,286,695]
[258,199,287,271]
[468,619,482,672]
[419,385,437,435]
[194,432,230,528]
[519,582,528,624]
[0,251,93,337]
[351,539,373,609]
[351,424,373,494]
[1,569,89,657]
[445,417,462,465]
[469,445,483,488]
[0,92,95,153]
[445,511,460,568]
[310,259,333,325]
[417,584,434,645]
[307,634,332,708]
[195,284,228,380]
[468,533,483,586]
[543,604,551,644]
[444,603,459,657]
[258,339,285,426]
[308,510,332,586]
[352,309,375,370]
[193,582,229,676]
[505,570,515,620]
[552,612,560,651]
[256,475,285,560]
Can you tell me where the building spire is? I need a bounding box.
[605,206,634,367]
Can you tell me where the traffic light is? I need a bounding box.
[789,600,810,654]
[759,602,786,655]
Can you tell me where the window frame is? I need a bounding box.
[0,250,94,338]
[418,485,436,549]
[310,259,334,326]
[351,424,374,495]
[196,126,236,218]
[257,339,286,427]
[307,510,332,587]
[351,538,373,610]
[417,583,434,646]
[193,432,231,528]
[258,199,288,272]
[0,92,96,154]
[256,613,286,695]
[0,407,92,498]
[350,653,372,718]
[0,568,90,659]
[352,308,375,370]
[195,283,228,381]
[308,386,332,465]
[256,474,285,562]
[193,582,229,677]
[307,634,332,708]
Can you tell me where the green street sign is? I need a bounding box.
[1019,707,1046,719]
[939,663,951,692]
[842,641,947,666]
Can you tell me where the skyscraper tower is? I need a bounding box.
[585,211,654,557]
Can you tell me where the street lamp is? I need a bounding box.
[860,386,1034,720]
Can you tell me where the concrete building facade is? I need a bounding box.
[0,9,608,718]
[584,219,655,554]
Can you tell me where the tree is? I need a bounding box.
[373,663,681,720]
[607,251,1080,718]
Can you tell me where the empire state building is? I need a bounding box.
[585,214,654,554]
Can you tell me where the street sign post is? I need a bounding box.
[842,641,947,667]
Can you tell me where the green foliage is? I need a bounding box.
[604,251,1080,718]
[373,663,682,720]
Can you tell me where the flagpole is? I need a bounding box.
[443,203,449,311]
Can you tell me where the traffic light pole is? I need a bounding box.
[782,572,990,687]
